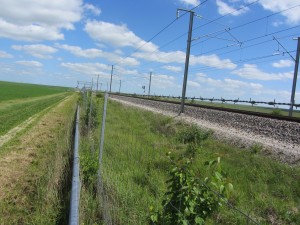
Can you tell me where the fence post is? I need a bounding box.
[69,105,80,225]
[98,92,108,178]
[88,90,93,132]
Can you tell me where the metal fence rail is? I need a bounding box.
[69,105,80,225]
[141,94,300,108]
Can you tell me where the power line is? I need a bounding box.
[120,0,209,62]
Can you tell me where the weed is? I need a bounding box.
[177,125,212,145]
[249,143,263,154]
[271,108,283,116]
[96,92,103,98]
[151,116,177,137]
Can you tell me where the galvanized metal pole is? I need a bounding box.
[98,92,108,173]
[289,37,300,117]
[109,65,114,93]
[180,10,194,114]
[69,106,80,225]
[119,80,121,93]
[148,72,152,97]
[96,74,99,92]
[88,79,93,131]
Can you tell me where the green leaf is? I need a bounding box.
[195,216,204,224]
[219,185,225,193]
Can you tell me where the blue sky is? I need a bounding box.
[0,0,300,103]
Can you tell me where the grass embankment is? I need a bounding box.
[80,95,300,224]
[0,93,78,224]
[0,80,71,101]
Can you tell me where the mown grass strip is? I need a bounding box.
[0,93,70,136]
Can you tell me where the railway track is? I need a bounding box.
[110,93,300,163]
[112,93,300,123]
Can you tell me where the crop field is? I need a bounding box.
[0,81,71,102]
[78,93,300,225]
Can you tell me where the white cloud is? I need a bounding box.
[56,43,140,66]
[257,0,300,24]
[162,65,182,72]
[187,80,200,87]
[0,50,13,58]
[272,59,294,68]
[56,44,103,58]
[232,64,293,80]
[0,0,82,41]
[216,0,249,16]
[61,62,110,73]
[16,60,43,67]
[191,54,237,69]
[195,72,207,78]
[83,4,101,16]
[134,50,236,69]
[12,44,57,59]
[194,75,263,96]
[84,20,158,52]
[179,0,200,7]
[152,74,177,89]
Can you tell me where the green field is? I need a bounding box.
[0,81,71,102]
[79,94,300,225]
[0,81,72,137]
[0,93,69,136]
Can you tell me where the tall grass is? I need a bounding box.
[80,96,300,224]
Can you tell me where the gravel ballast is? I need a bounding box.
[110,94,300,164]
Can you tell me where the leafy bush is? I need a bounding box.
[150,154,233,225]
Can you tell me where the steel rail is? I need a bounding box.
[69,105,80,225]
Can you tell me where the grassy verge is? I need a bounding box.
[78,95,300,224]
[0,93,78,224]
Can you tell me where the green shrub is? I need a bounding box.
[150,154,233,224]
